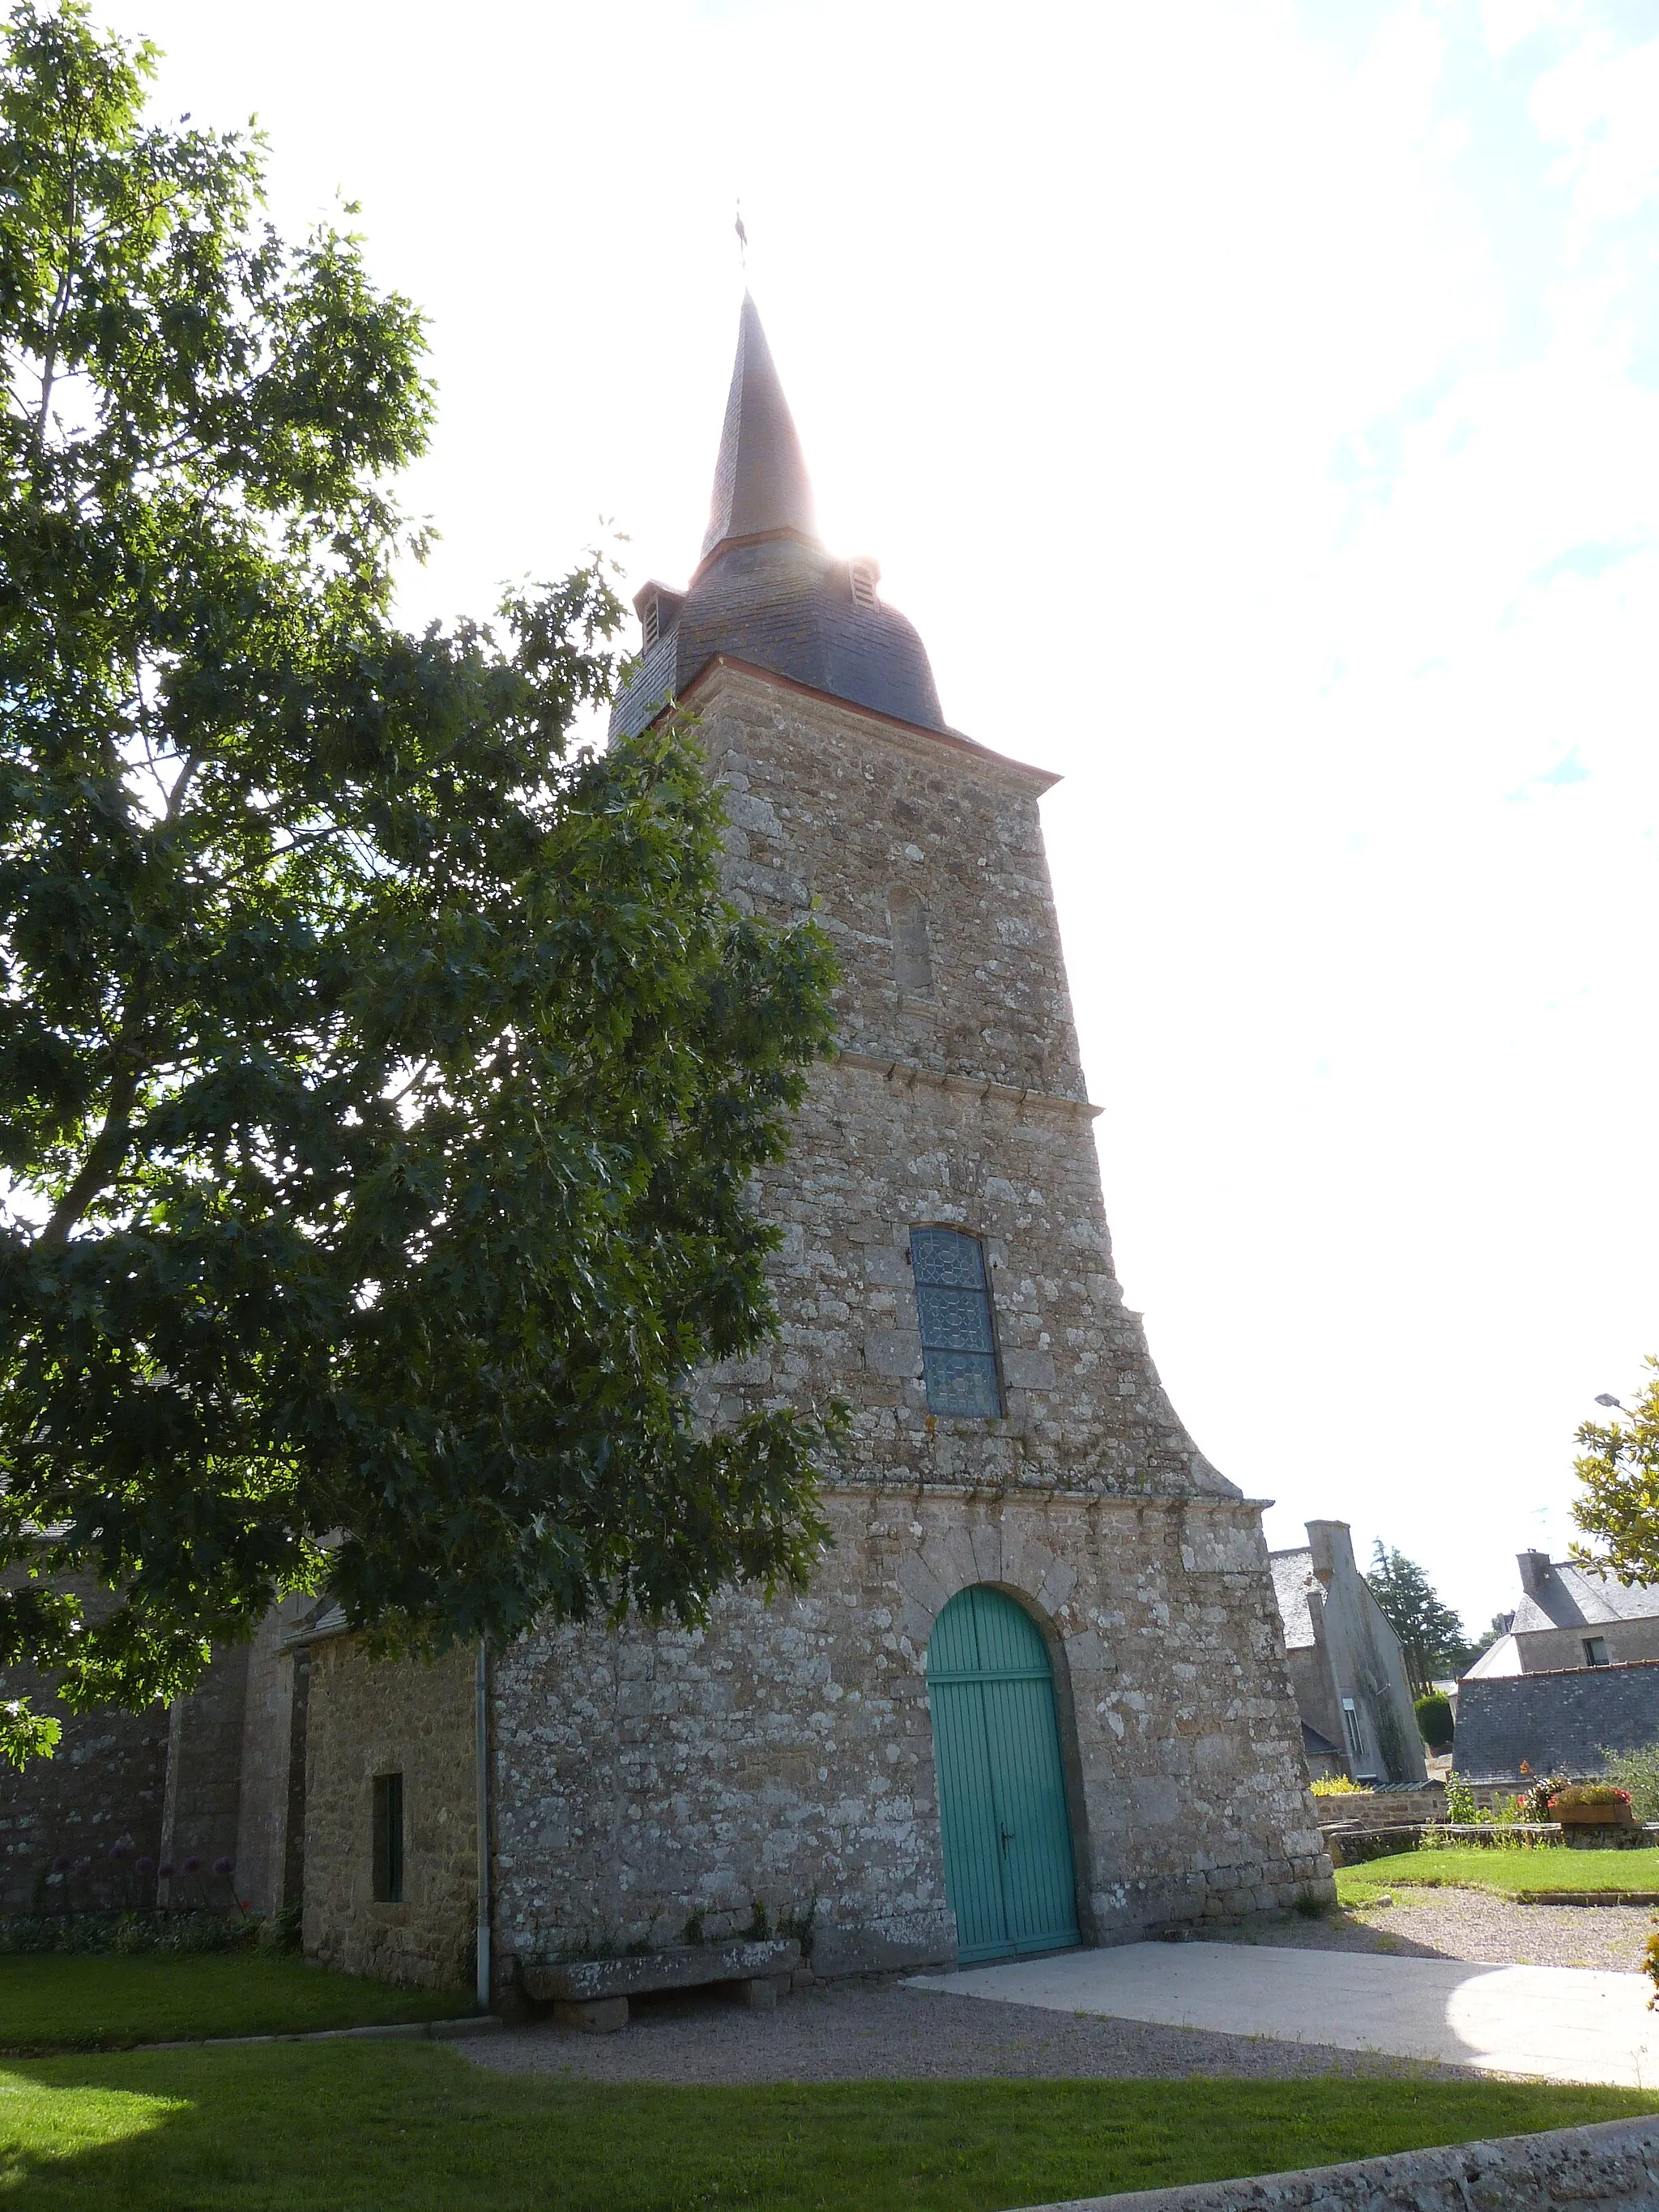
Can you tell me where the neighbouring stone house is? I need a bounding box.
[1269,1521,1424,1787]
[2,296,1331,1988]
[1452,1550,1659,1782]
[1465,1552,1659,1680]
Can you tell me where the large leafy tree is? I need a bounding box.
[0,5,840,1768]
[1364,1542,1471,1694]
[1571,1357,1659,1590]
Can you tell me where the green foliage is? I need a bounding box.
[1548,1784,1631,1812]
[1522,1771,1570,1823]
[0,5,842,1759]
[0,2045,1649,2210]
[1364,1544,1471,1694]
[0,1699,58,1768]
[1571,1357,1659,1590]
[1308,1774,1362,1796]
[0,1912,253,1957]
[1600,1742,1659,1822]
[1444,1771,1477,1823]
[1414,1691,1453,1750]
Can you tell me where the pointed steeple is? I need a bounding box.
[701,294,818,560]
[609,290,949,742]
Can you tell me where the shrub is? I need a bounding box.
[1601,1743,1659,1822]
[1522,1771,1571,1823]
[1445,1771,1477,1824]
[1309,1775,1362,1796]
[1414,1692,1454,1750]
[0,1911,255,1956]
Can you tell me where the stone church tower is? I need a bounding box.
[58,297,1326,1992]
[309,293,1327,1992]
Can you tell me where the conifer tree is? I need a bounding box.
[1365,1543,1471,1694]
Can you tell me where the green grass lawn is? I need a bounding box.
[0,2044,1650,2210]
[0,1953,471,2053]
[1337,1845,1659,1905]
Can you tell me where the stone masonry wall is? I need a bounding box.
[0,1687,168,1913]
[689,662,1239,1502]
[1054,2116,1659,2212]
[157,1643,249,1903]
[1455,1658,1659,1780]
[232,1594,315,1918]
[490,1485,1328,1988]
[0,1577,168,1912]
[308,662,1328,1988]
[303,1638,476,1990]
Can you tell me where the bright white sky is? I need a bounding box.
[99,0,1659,1642]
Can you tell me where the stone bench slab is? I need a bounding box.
[522,1937,800,2005]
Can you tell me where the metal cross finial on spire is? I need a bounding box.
[734,201,748,271]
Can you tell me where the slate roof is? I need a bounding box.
[1301,1720,1342,1760]
[1510,1560,1659,1635]
[609,295,949,742]
[1269,1547,1318,1651]
[700,293,817,557]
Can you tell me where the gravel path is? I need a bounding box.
[462,1975,1478,2086]
[463,1891,1656,2086]
[1211,1889,1656,1975]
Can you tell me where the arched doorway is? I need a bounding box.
[927,1586,1080,1964]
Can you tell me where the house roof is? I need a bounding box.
[1301,1720,1342,1760]
[1269,1547,1318,1650]
[609,295,951,742]
[1462,1632,1521,1679]
[1510,1559,1659,1634]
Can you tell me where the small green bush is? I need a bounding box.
[0,1912,254,1957]
[1601,1742,1659,1822]
[1414,1692,1453,1750]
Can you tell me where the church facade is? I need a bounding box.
[1,300,1329,1993]
[294,298,1329,1993]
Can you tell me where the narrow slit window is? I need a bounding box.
[642,597,660,650]
[849,559,880,611]
[373,1771,404,1903]
[1341,1698,1363,1762]
[888,886,934,997]
[911,1228,1001,1418]
[1584,1636,1610,1667]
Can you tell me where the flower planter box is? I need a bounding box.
[1553,1801,1636,1828]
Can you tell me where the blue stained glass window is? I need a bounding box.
[911,1228,1002,1418]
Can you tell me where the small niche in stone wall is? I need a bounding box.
[887,885,935,998]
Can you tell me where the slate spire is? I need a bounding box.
[701,293,818,560]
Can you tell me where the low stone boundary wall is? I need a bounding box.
[1323,1819,1659,1866]
[1016,2113,1659,2212]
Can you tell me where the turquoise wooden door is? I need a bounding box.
[928,1587,1080,1963]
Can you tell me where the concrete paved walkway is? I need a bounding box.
[910,1941,1659,2087]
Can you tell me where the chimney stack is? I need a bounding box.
[1516,1550,1552,1597]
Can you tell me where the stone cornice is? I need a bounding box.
[824,1481,1266,1512]
[680,655,1062,795]
[831,1048,1102,1122]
